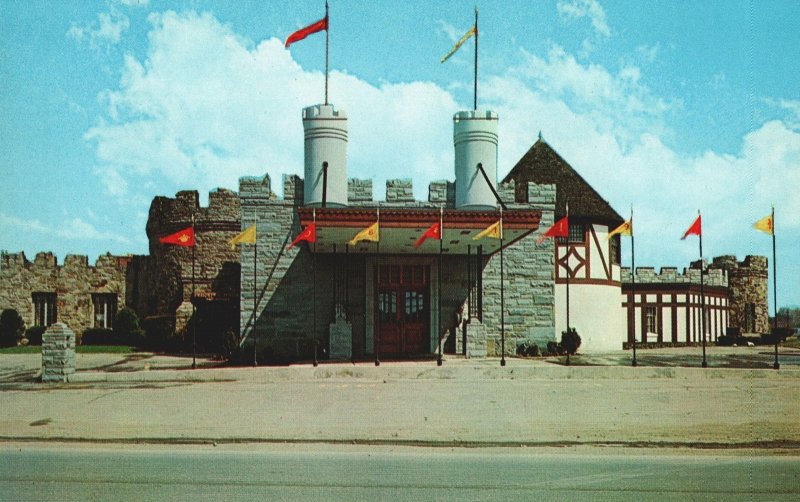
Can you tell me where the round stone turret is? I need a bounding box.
[453,110,498,210]
[303,104,348,207]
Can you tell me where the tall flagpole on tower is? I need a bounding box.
[473,5,478,111]
[324,0,329,105]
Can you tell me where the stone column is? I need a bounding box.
[41,323,76,383]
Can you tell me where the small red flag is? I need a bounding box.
[536,215,569,244]
[159,226,195,247]
[285,16,328,48]
[681,215,702,240]
[288,223,316,249]
[414,222,441,249]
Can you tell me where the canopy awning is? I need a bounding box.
[296,207,542,255]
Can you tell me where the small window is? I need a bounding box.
[610,234,621,265]
[559,223,585,244]
[32,292,57,327]
[645,306,657,334]
[92,294,118,329]
[744,303,756,332]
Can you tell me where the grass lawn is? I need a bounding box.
[0,345,137,354]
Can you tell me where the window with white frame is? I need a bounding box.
[645,306,658,334]
[32,292,57,327]
[92,294,118,329]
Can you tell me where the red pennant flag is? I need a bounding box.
[288,223,316,249]
[681,215,702,240]
[159,226,195,247]
[536,215,569,244]
[414,222,441,249]
[285,16,328,48]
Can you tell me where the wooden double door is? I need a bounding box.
[376,264,430,355]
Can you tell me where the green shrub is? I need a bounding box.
[516,341,540,357]
[81,328,116,345]
[0,309,26,347]
[545,340,562,356]
[560,328,582,355]
[112,307,146,347]
[113,307,140,337]
[25,326,46,346]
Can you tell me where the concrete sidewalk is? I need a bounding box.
[2,350,799,449]
[2,345,799,385]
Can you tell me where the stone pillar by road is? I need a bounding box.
[41,322,76,383]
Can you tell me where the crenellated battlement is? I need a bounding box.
[1,251,129,274]
[621,263,728,287]
[146,188,241,241]
[249,174,539,209]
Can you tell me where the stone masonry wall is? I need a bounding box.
[140,188,242,336]
[0,251,129,336]
[476,181,557,356]
[713,255,769,333]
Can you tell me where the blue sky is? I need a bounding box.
[1,0,799,307]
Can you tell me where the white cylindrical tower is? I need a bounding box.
[303,104,348,207]
[453,110,498,210]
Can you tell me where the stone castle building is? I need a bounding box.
[0,251,129,334]
[0,107,769,357]
[621,255,769,345]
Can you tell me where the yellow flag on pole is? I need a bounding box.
[349,222,379,246]
[440,25,477,63]
[228,224,256,250]
[753,214,774,235]
[473,219,502,240]
[608,219,632,239]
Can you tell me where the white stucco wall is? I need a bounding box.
[556,282,625,352]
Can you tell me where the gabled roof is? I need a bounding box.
[502,138,623,225]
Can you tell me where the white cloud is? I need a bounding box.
[635,44,659,63]
[87,10,457,202]
[777,99,800,129]
[118,0,149,7]
[0,213,131,244]
[557,0,611,38]
[68,9,129,49]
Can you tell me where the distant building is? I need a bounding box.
[621,255,769,346]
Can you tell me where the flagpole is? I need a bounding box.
[466,244,471,357]
[473,6,478,111]
[772,206,779,370]
[500,209,506,367]
[631,208,637,367]
[565,204,570,366]
[438,207,444,366]
[313,209,318,367]
[698,211,707,368]
[191,214,197,370]
[375,205,380,366]
[324,0,329,106]
[253,236,258,367]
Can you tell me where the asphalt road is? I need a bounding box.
[1,444,798,501]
